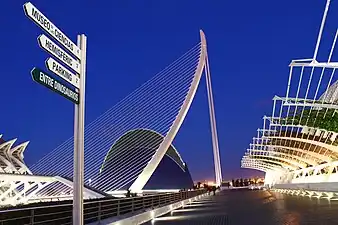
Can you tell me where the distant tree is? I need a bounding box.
[231,179,235,187]
[197,182,201,189]
[235,179,240,187]
[240,178,244,187]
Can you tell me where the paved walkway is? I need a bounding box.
[143,188,338,225]
[143,191,229,225]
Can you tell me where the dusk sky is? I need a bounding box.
[1,0,337,181]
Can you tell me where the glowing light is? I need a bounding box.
[207,181,216,186]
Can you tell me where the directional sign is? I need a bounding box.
[46,58,80,89]
[23,2,81,59]
[38,34,80,74]
[31,67,79,104]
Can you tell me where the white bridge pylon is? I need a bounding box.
[130,30,223,191]
[18,30,223,202]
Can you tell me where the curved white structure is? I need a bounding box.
[30,30,223,195]
[0,136,30,174]
[0,135,44,206]
[0,134,105,207]
[129,31,221,192]
[241,0,338,196]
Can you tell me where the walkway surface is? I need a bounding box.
[143,189,338,225]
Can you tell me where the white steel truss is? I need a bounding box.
[0,136,31,174]
[0,135,105,207]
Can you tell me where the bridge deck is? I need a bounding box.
[143,189,234,225]
[144,188,338,225]
[151,194,229,224]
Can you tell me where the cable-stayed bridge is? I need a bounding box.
[242,0,338,199]
[0,30,222,209]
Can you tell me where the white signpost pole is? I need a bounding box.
[24,2,87,224]
[73,34,87,225]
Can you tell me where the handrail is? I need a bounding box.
[0,189,206,225]
[0,191,177,214]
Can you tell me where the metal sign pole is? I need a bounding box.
[73,34,87,225]
[23,3,87,223]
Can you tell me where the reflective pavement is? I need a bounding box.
[143,189,338,225]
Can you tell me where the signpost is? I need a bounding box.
[46,58,80,89]
[23,2,81,59]
[38,34,80,73]
[24,2,86,225]
[31,67,80,104]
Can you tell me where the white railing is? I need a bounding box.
[0,189,206,225]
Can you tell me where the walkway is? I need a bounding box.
[143,190,229,225]
[143,189,338,225]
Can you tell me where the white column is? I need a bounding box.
[205,51,222,186]
[73,34,87,225]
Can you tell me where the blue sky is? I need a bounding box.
[1,0,336,181]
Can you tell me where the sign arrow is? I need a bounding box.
[23,2,81,59]
[38,34,80,74]
[46,58,80,89]
[31,67,79,104]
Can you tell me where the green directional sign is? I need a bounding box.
[31,67,79,104]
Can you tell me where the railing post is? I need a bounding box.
[142,196,145,209]
[151,196,154,208]
[131,198,135,213]
[117,199,120,216]
[30,209,34,225]
[98,202,101,221]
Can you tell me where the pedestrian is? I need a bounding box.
[212,186,216,195]
[126,189,131,197]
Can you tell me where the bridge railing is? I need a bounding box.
[0,189,206,225]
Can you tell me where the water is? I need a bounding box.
[143,189,338,225]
